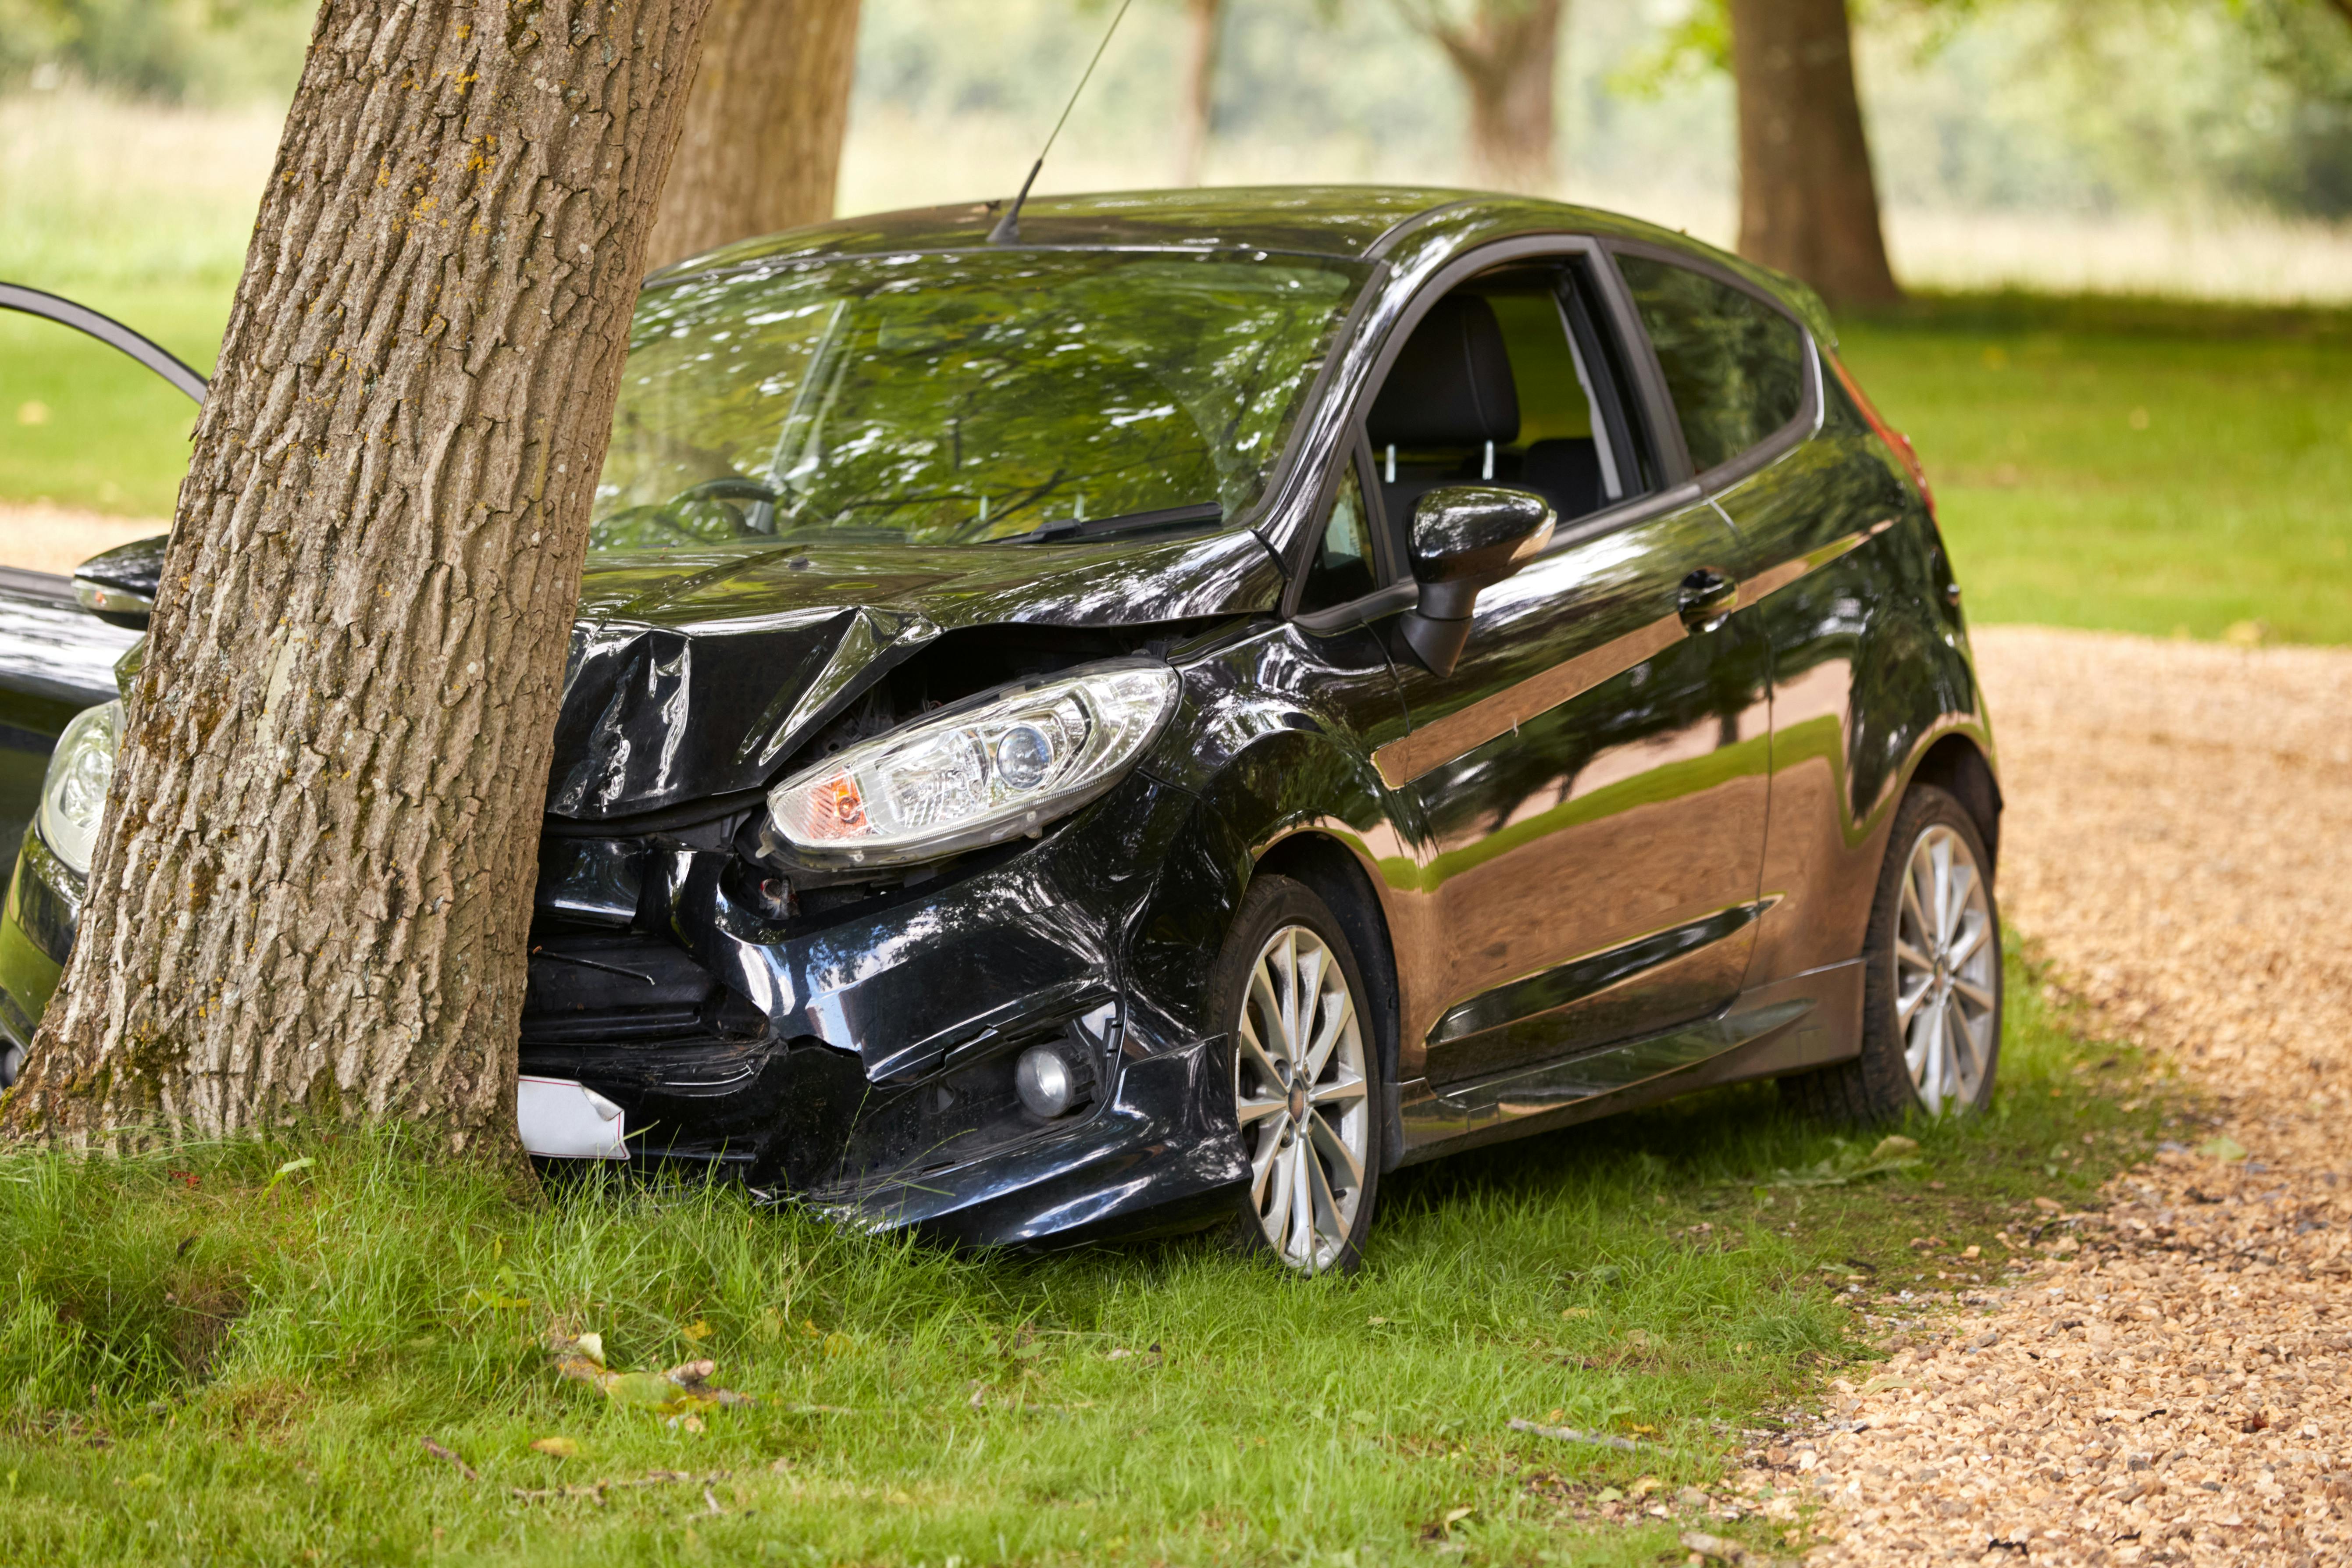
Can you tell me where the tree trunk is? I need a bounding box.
[645,0,861,270]
[1398,0,1564,195]
[0,0,713,1153]
[1728,0,1901,306]
[1173,0,1223,187]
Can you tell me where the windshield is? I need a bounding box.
[591,249,1368,550]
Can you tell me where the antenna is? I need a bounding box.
[988,0,1136,246]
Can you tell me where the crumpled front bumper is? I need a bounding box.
[519,773,1250,1248]
[803,1034,1247,1248]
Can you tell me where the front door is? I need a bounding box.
[1363,256,1773,1087]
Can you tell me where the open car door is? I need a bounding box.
[0,283,202,881]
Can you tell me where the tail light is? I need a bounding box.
[1828,352,1935,520]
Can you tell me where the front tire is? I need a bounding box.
[1787,783,2003,1125]
[1208,875,1383,1274]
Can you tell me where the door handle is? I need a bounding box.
[1678,567,1739,631]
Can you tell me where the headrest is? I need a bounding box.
[1367,295,1519,449]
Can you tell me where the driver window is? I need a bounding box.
[1364,261,1647,542]
[1297,460,1378,613]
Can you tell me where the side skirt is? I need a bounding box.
[1391,959,1864,1165]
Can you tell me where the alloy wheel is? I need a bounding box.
[1894,823,1998,1115]
[1232,923,1370,1272]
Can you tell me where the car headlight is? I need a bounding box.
[767,660,1180,868]
[37,698,121,878]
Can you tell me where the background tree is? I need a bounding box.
[646,0,863,269]
[1390,0,1567,193]
[1174,0,1225,185]
[1728,0,1901,305]
[1,0,713,1151]
[1623,0,1897,305]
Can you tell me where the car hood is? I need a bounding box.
[547,527,1282,821]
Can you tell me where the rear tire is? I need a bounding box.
[1785,783,2003,1126]
[1207,875,1384,1274]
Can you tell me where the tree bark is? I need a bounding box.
[1728,0,1901,306]
[645,0,861,270]
[1395,0,1564,195]
[0,0,713,1153]
[1173,0,1223,187]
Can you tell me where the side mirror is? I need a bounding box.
[1398,485,1555,676]
[71,533,167,631]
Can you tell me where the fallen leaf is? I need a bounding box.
[2032,1196,2063,1213]
[547,1337,754,1418]
[1629,1477,1662,1498]
[531,1437,578,1458]
[2199,1134,2249,1162]
[681,1319,712,1343]
[606,1371,684,1410]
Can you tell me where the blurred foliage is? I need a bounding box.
[2227,0,2352,214]
[0,0,310,103]
[1612,0,2352,220]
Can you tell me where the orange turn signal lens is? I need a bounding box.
[805,773,869,840]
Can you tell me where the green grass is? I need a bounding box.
[0,949,2182,1567]
[0,282,222,518]
[1838,291,2352,645]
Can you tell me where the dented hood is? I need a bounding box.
[546,528,1281,820]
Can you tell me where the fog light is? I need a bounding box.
[1015,1045,1077,1118]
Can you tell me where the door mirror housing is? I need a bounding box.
[71,534,167,631]
[1399,485,1555,675]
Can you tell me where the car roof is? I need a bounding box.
[651,185,1833,345]
[656,187,1468,273]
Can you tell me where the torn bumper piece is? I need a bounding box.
[518,1076,629,1160]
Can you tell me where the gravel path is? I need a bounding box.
[0,501,166,576]
[1790,627,2352,1567]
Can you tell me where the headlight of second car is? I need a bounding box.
[767,661,1180,868]
[37,698,122,878]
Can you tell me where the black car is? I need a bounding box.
[0,188,2002,1272]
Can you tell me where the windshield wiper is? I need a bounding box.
[1003,502,1223,545]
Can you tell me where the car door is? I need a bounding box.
[1361,250,1774,1089]
[1611,249,1923,996]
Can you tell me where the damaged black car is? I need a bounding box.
[0,188,2003,1272]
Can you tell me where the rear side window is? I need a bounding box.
[1616,255,1806,476]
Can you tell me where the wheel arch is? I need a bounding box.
[1904,731,2003,875]
[1251,828,1409,1170]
